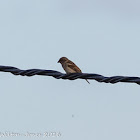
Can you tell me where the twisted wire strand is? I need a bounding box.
[0,65,140,85]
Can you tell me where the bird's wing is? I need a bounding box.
[67,60,82,73]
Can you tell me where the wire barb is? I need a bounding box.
[0,65,140,85]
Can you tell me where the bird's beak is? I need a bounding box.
[57,60,60,63]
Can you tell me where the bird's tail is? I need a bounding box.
[86,79,90,84]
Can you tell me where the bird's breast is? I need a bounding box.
[62,63,76,73]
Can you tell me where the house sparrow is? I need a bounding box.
[58,57,90,84]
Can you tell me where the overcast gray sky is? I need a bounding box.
[0,0,140,140]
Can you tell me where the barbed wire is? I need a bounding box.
[0,65,139,85]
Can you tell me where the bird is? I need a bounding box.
[58,57,90,84]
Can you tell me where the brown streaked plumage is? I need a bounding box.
[58,57,90,84]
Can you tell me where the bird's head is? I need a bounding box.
[58,57,69,64]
